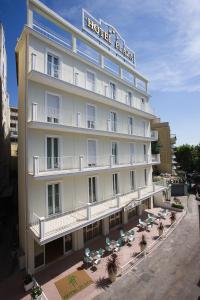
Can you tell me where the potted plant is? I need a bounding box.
[106,254,119,283]
[31,285,42,300]
[24,274,34,292]
[139,234,147,253]
[158,222,164,237]
[170,211,176,225]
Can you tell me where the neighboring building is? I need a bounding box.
[0,23,10,198]
[10,107,18,173]
[151,118,177,175]
[16,0,167,273]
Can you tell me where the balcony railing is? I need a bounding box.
[30,54,154,116]
[30,183,167,240]
[30,103,150,138]
[151,154,160,164]
[151,130,158,140]
[32,154,152,176]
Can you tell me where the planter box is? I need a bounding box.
[24,281,34,292]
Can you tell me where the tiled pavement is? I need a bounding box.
[0,205,184,300]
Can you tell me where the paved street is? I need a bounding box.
[95,195,200,300]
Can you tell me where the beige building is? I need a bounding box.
[0,23,10,197]
[16,0,167,273]
[151,118,177,175]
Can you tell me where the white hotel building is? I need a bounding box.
[16,0,167,273]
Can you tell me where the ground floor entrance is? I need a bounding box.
[45,237,63,264]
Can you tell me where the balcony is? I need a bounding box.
[32,154,156,179]
[30,183,167,243]
[171,134,176,144]
[151,130,158,141]
[29,103,152,142]
[28,55,155,118]
[151,154,160,164]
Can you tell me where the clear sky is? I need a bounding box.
[1,0,200,146]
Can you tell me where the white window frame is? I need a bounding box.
[111,141,119,165]
[45,91,62,124]
[45,135,62,170]
[85,69,96,92]
[112,172,120,195]
[45,48,62,80]
[109,81,117,100]
[87,138,97,167]
[128,116,134,135]
[130,170,135,191]
[45,180,63,217]
[88,175,98,203]
[127,90,132,106]
[86,103,96,129]
[110,111,117,132]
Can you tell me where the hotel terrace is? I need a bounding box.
[16,0,168,273]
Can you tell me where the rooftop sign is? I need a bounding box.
[82,9,135,65]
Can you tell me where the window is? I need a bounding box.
[128,207,137,220]
[110,82,116,100]
[47,137,59,169]
[86,71,95,91]
[88,176,97,203]
[87,140,96,167]
[130,143,135,163]
[144,169,148,186]
[128,117,134,135]
[46,93,60,123]
[87,105,96,129]
[47,53,59,78]
[141,98,145,110]
[47,183,61,215]
[109,212,122,229]
[143,144,147,162]
[83,221,102,242]
[31,53,37,70]
[64,234,72,253]
[130,170,135,190]
[127,91,132,106]
[142,121,146,136]
[112,173,119,195]
[110,112,117,132]
[111,142,118,165]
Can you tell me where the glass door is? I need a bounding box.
[130,143,135,163]
[110,112,117,132]
[88,176,97,203]
[47,53,59,78]
[47,137,59,169]
[86,71,95,91]
[111,142,118,165]
[47,183,61,216]
[46,93,60,123]
[88,140,96,167]
[87,105,96,129]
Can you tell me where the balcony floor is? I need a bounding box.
[30,185,167,244]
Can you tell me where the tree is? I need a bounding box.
[175,144,194,173]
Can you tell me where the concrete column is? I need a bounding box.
[72,228,84,251]
[150,196,154,209]
[137,204,143,216]
[123,210,128,225]
[102,217,109,236]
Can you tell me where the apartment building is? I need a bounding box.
[0,23,10,198]
[16,0,167,273]
[151,118,177,175]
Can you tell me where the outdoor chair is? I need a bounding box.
[97,248,105,258]
[127,234,135,243]
[106,237,110,246]
[85,248,90,257]
[120,229,125,237]
[83,255,93,267]
[106,245,112,253]
[139,219,146,229]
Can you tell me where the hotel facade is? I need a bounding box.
[16,0,167,273]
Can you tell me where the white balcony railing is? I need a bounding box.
[30,52,155,116]
[30,183,167,240]
[32,154,152,176]
[151,154,160,164]
[151,130,158,140]
[30,103,151,138]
